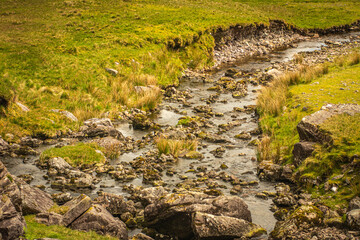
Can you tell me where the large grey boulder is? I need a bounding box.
[70,204,128,239]
[62,194,92,227]
[0,196,26,240]
[144,191,252,239]
[18,181,54,215]
[297,104,360,144]
[192,212,266,240]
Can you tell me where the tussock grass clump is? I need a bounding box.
[335,51,360,67]
[257,63,329,116]
[156,137,198,158]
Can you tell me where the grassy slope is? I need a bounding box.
[258,57,360,209]
[1,0,360,142]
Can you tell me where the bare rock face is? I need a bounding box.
[0,196,26,240]
[69,204,128,240]
[292,141,316,167]
[192,212,266,240]
[144,191,252,239]
[297,104,360,144]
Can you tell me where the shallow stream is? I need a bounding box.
[2,31,359,237]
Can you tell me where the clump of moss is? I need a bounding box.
[24,215,117,240]
[40,142,106,167]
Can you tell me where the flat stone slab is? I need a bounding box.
[297,104,360,144]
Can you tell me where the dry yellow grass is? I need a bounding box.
[156,137,198,158]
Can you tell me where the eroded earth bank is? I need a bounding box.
[1,21,360,240]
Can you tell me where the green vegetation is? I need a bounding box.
[156,137,198,158]
[1,0,360,140]
[49,204,70,215]
[24,215,116,240]
[40,142,106,167]
[257,52,360,209]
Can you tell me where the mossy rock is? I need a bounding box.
[291,205,324,225]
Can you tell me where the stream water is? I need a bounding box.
[2,31,359,238]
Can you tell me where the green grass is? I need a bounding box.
[258,54,360,162]
[24,215,117,240]
[257,53,360,209]
[40,142,106,167]
[1,0,360,140]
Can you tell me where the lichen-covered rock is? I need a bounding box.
[346,209,360,230]
[0,196,26,240]
[20,136,42,148]
[0,162,22,212]
[51,192,73,205]
[349,196,360,211]
[70,204,128,239]
[0,137,10,156]
[297,104,360,144]
[62,194,92,227]
[136,187,169,206]
[95,192,136,216]
[271,205,324,239]
[192,212,266,240]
